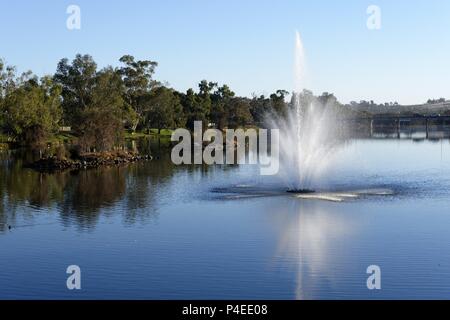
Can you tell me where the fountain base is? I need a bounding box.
[286,189,315,194]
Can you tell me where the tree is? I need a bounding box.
[118,55,158,131]
[317,92,337,106]
[197,80,216,126]
[0,60,5,131]
[0,59,18,132]
[76,67,125,152]
[211,84,235,129]
[145,86,185,134]
[0,59,18,97]
[227,97,253,128]
[427,98,446,104]
[270,89,289,117]
[180,88,201,131]
[250,94,272,126]
[54,54,97,125]
[3,75,62,151]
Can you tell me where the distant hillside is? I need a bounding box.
[347,101,450,117]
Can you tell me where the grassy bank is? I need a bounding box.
[0,128,174,148]
[124,129,174,139]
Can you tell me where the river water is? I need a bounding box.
[1,134,450,299]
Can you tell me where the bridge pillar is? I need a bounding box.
[370,119,373,137]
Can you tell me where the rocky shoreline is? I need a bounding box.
[26,151,152,172]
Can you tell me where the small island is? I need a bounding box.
[27,150,152,172]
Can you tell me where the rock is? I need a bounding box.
[26,150,152,173]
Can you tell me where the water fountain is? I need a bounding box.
[215,31,393,202]
[268,31,345,193]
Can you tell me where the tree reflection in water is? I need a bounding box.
[0,137,195,231]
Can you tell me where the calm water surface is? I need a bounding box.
[1,137,450,299]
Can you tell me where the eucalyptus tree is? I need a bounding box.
[227,97,253,128]
[118,55,158,131]
[211,84,235,130]
[197,80,216,126]
[3,74,62,150]
[0,59,18,133]
[270,89,289,117]
[179,88,201,131]
[249,94,271,127]
[145,86,185,134]
[77,67,126,152]
[54,54,98,125]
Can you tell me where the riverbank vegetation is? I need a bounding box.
[0,54,354,159]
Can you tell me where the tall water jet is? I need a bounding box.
[294,31,307,94]
[267,31,346,192]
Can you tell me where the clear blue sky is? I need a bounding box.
[1,0,450,104]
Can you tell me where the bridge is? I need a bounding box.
[345,115,450,139]
[369,116,450,139]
